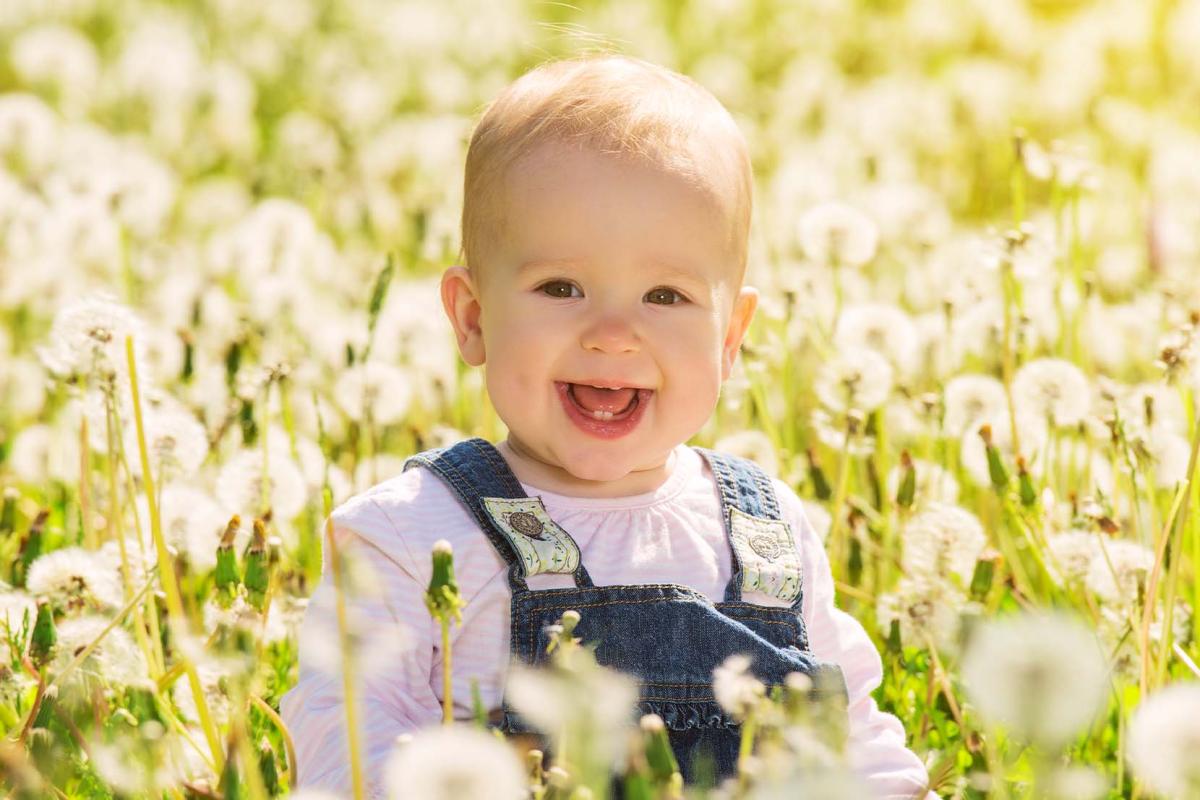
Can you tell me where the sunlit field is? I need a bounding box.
[3,0,1200,797]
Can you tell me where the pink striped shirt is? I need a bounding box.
[280,443,934,799]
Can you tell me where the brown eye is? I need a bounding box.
[540,281,581,299]
[646,287,683,305]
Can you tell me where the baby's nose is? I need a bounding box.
[580,313,640,353]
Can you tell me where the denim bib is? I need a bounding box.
[403,438,848,784]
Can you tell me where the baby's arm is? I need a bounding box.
[280,517,442,800]
[789,494,938,800]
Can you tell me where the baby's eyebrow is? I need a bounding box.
[517,257,710,286]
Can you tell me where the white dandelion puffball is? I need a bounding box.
[215,447,307,521]
[123,398,209,480]
[38,293,147,383]
[834,302,921,377]
[332,361,414,425]
[962,612,1109,747]
[1045,529,1102,586]
[505,659,638,766]
[876,574,965,651]
[713,653,766,720]
[942,373,1007,438]
[26,547,123,611]
[1085,539,1154,608]
[54,615,149,689]
[383,724,526,800]
[798,201,879,267]
[1128,683,1200,798]
[814,347,894,413]
[901,502,987,584]
[1012,358,1091,428]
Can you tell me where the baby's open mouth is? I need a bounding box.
[562,382,649,421]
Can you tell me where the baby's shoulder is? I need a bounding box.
[328,462,502,576]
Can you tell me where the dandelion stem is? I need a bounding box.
[79,404,95,550]
[442,618,454,725]
[999,263,1022,460]
[125,335,225,774]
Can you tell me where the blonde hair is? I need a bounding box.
[461,54,753,286]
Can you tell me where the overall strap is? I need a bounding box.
[693,447,804,610]
[402,438,593,592]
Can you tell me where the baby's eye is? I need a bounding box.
[646,287,685,305]
[539,281,582,299]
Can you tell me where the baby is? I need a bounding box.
[282,55,934,799]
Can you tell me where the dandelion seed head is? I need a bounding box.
[26,546,123,612]
[1045,529,1101,585]
[382,724,526,800]
[1085,539,1154,608]
[1127,683,1200,798]
[506,659,638,766]
[54,614,149,689]
[834,303,920,377]
[876,574,965,651]
[810,408,877,456]
[942,374,1007,438]
[814,347,894,413]
[332,362,414,426]
[0,93,58,176]
[798,201,879,267]
[7,422,81,485]
[215,447,307,521]
[1012,358,1091,428]
[901,502,986,584]
[124,397,209,481]
[38,292,147,385]
[713,653,765,720]
[962,612,1109,747]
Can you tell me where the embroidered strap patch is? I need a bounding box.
[729,506,802,603]
[481,497,581,578]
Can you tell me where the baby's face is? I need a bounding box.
[443,140,756,495]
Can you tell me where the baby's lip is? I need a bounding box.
[558,379,654,391]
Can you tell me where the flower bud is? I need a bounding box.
[30,599,56,668]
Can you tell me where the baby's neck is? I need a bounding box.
[496,438,678,499]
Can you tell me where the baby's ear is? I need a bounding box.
[721,285,758,381]
[441,265,485,366]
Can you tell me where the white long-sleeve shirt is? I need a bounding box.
[280,443,935,799]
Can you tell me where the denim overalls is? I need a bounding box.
[403,437,848,783]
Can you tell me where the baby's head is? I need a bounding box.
[441,54,759,496]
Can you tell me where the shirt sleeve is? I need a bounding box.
[788,488,938,800]
[279,508,442,800]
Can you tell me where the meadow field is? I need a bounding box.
[2,0,1200,797]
